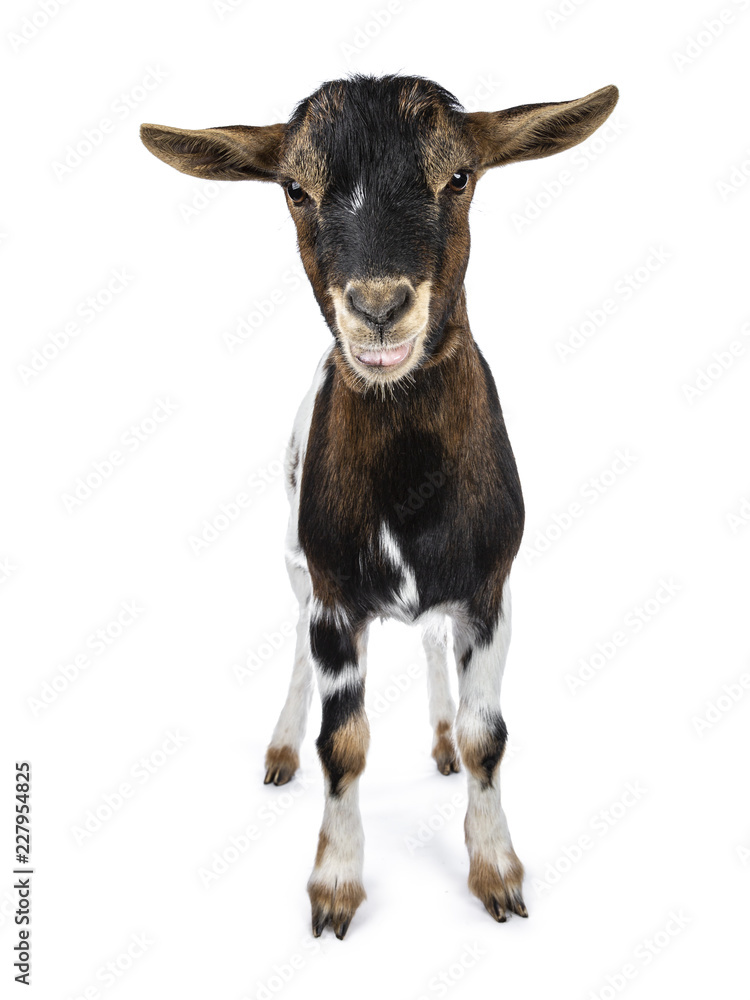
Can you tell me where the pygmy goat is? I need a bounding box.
[141,74,618,938]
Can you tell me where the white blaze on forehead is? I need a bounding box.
[347,181,366,215]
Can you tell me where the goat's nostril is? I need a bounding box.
[347,284,413,327]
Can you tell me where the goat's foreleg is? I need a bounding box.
[453,582,527,921]
[307,610,370,939]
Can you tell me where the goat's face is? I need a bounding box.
[142,75,618,389]
[278,77,476,386]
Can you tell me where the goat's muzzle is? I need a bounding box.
[330,278,432,383]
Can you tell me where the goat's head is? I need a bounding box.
[142,75,618,389]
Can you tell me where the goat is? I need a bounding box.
[141,74,618,938]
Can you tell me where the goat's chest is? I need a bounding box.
[296,366,523,617]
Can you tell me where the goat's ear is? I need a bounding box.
[466,85,618,170]
[139,122,286,181]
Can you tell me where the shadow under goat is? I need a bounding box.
[141,73,618,939]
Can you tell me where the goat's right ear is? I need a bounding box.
[140,122,287,181]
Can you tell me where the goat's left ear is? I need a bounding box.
[140,122,287,181]
[466,85,618,171]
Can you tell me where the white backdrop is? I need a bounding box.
[3,0,749,997]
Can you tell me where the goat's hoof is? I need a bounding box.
[263,745,299,786]
[468,855,527,922]
[434,749,460,775]
[308,879,365,940]
[432,726,460,775]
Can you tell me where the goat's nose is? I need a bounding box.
[346,282,413,328]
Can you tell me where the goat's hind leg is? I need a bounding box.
[422,618,459,775]
[264,558,314,786]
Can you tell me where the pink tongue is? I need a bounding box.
[356,342,411,367]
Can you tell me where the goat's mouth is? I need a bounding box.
[354,338,415,368]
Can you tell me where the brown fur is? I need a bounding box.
[140,122,287,180]
[301,323,520,623]
[432,720,460,775]
[467,852,527,921]
[467,84,618,171]
[457,728,506,785]
[308,879,366,939]
[263,744,300,786]
[320,709,370,794]
[313,829,329,868]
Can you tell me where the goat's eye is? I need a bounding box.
[286,180,307,205]
[448,170,469,192]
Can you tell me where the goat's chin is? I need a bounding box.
[338,327,429,387]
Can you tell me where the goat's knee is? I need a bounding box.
[317,693,370,795]
[456,711,508,788]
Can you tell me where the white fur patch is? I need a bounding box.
[422,623,456,730]
[347,181,366,215]
[309,596,352,631]
[308,781,365,889]
[378,522,419,619]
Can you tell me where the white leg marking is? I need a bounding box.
[454,581,523,887]
[267,562,313,754]
[422,618,456,731]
